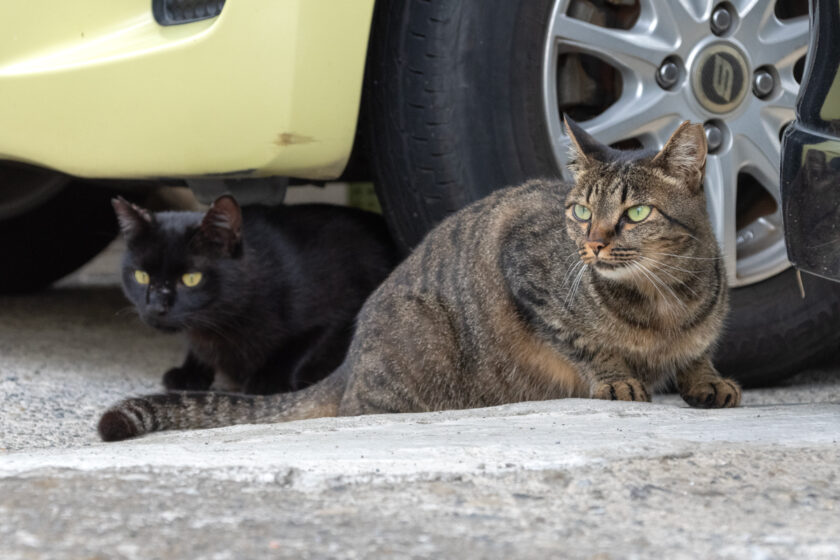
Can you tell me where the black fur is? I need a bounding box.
[114,195,400,394]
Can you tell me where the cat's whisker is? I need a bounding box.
[628,263,679,331]
[636,257,701,299]
[629,263,667,304]
[561,259,585,288]
[570,264,588,304]
[184,316,238,347]
[648,251,721,261]
[647,272,686,313]
[562,250,582,264]
[564,264,588,308]
[637,255,699,276]
[114,306,138,317]
[630,262,684,329]
[636,262,689,315]
[640,260,700,299]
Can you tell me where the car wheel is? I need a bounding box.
[0,164,119,293]
[367,0,839,385]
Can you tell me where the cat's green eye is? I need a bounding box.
[627,205,652,223]
[182,272,203,287]
[573,204,592,221]
[134,270,150,285]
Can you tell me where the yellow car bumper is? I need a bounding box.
[0,0,374,180]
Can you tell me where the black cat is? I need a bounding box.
[113,194,400,394]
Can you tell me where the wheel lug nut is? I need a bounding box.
[704,123,723,152]
[657,60,680,89]
[753,69,775,98]
[711,5,733,35]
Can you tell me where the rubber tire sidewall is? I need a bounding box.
[717,270,840,386]
[366,0,557,250]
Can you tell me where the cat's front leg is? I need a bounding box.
[162,352,215,391]
[578,350,651,402]
[676,356,741,408]
[591,377,651,402]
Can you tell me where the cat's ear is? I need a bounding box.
[652,121,707,190]
[112,197,153,239]
[564,115,611,178]
[193,195,243,258]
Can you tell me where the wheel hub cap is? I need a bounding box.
[692,43,750,114]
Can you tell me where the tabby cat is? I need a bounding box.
[99,119,741,441]
[112,195,399,395]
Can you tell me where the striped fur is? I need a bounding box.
[99,120,740,441]
[98,371,347,440]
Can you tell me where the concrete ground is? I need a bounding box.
[1,240,839,559]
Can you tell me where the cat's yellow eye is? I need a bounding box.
[573,204,592,221]
[182,272,203,287]
[134,270,150,285]
[627,205,652,223]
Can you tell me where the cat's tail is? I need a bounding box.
[97,370,347,442]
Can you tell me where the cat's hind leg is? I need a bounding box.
[337,293,463,416]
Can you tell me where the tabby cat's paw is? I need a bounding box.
[680,377,741,408]
[162,367,212,391]
[592,378,650,402]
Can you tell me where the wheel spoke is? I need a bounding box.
[651,0,713,47]
[733,126,781,200]
[704,149,739,284]
[759,97,796,159]
[666,0,713,23]
[766,83,799,115]
[547,80,685,178]
[579,88,682,146]
[549,13,675,78]
[731,0,773,37]
[756,16,809,70]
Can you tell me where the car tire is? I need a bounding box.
[0,181,119,293]
[366,0,840,386]
[366,0,557,250]
[716,269,840,386]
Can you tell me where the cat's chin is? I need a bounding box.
[141,317,183,333]
[592,262,635,282]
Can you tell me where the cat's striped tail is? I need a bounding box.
[97,371,347,442]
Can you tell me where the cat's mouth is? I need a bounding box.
[591,258,636,281]
[141,315,184,333]
[593,260,628,270]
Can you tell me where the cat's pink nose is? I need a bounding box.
[585,240,606,255]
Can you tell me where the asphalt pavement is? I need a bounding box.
[1,240,839,559]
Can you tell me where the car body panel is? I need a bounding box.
[0,0,375,180]
[781,0,840,282]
